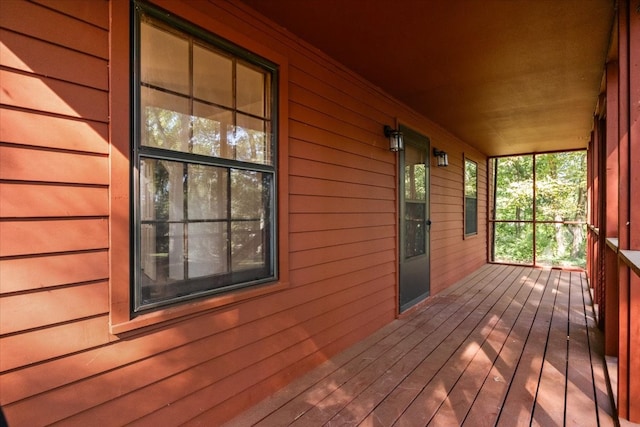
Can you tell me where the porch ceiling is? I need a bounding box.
[241,0,615,156]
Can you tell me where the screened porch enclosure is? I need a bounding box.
[489,151,587,269]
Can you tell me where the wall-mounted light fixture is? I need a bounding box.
[433,148,449,167]
[384,125,404,152]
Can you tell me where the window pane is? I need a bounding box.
[465,159,477,198]
[231,169,268,219]
[236,63,265,117]
[193,44,233,107]
[140,222,185,301]
[494,155,533,221]
[232,221,265,271]
[405,202,426,258]
[141,87,190,152]
[191,102,233,157]
[231,170,271,271]
[140,158,185,222]
[465,197,478,235]
[493,222,533,264]
[187,164,227,220]
[139,221,185,286]
[141,21,189,95]
[188,223,228,277]
[140,159,157,222]
[234,114,271,165]
[139,158,185,285]
[405,144,426,201]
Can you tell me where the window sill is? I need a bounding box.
[110,280,289,335]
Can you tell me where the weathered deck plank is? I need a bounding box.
[531,270,571,426]
[364,266,527,427]
[393,266,529,426]
[224,264,616,427]
[495,269,561,426]
[464,268,549,427]
[565,271,599,426]
[255,265,505,426]
[430,268,547,427]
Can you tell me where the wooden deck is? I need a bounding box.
[224,264,616,427]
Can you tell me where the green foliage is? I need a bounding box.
[494,222,533,263]
[465,159,477,197]
[493,151,586,267]
[495,155,533,221]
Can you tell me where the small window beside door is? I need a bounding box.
[464,157,478,237]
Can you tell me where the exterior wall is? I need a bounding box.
[430,147,487,294]
[0,0,487,424]
[587,0,640,422]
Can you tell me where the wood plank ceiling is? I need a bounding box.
[241,0,615,156]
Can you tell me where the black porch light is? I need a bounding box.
[384,125,404,152]
[433,148,449,167]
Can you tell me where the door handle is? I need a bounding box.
[426,219,432,228]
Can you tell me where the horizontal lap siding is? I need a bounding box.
[0,0,487,425]
[0,0,112,424]
[430,151,487,294]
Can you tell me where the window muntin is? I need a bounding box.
[464,158,478,236]
[134,6,277,312]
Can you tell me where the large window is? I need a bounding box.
[464,157,478,236]
[133,4,278,312]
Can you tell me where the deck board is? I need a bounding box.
[464,268,549,427]
[565,271,599,426]
[225,264,617,426]
[531,270,570,426]
[428,268,546,427]
[495,269,560,426]
[393,266,529,426]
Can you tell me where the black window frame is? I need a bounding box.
[131,2,279,313]
[464,156,478,237]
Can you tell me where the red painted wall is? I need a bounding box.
[0,0,487,424]
[586,0,640,422]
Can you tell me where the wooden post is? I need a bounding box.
[626,0,640,421]
[586,145,594,289]
[604,62,620,355]
[604,242,619,355]
[617,0,631,420]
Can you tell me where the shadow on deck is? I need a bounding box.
[225,264,617,426]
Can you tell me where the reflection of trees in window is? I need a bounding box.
[404,145,427,258]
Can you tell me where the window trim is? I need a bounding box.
[109,0,290,334]
[464,155,478,238]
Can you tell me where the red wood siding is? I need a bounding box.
[0,0,111,424]
[0,0,486,424]
[430,149,487,294]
